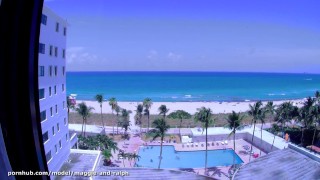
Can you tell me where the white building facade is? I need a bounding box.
[38,6,70,172]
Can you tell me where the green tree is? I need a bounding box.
[248,101,265,162]
[158,105,169,119]
[120,109,132,136]
[67,96,75,120]
[274,102,298,138]
[168,110,191,139]
[118,151,128,167]
[95,94,105,129]
[225,111,244,172]
[152,118,170,169]
[109,97,117,114]
[102,149,113,166]
[298,97,315,146]
[132,153,141,167]
[135,104,144,132]
[194,107,215,174]
[143,98,153,132]
[115,105,121,116]
[311,105,320,146]
[270,124,280,151]
[75,102,94,137]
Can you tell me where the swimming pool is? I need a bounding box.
[135,145,243,168]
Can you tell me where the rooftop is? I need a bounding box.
[234,148,320,180]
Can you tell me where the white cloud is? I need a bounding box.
[147,50,158,60]
[167,52,182,61]
[66,47,98,65]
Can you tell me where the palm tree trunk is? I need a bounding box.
[249,121,256,162]
[205,126,208,175]
[84,119,86,137]
[233,129,236,168]
[311,126,317,146]
[147,112,150,132]
[179,119,182,141]
[260,123,263,156]
[82,118,85,136]
[300,128,304,146]
[158,136,163,169]
[100,105,104,128]
[271,135,276,151]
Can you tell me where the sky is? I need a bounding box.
[44,0,320,73]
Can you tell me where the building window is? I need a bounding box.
[49,87,52,96]
[49,66,52,77]
[54,86,57,95]
[57,123,60,132]
[41,14,47,25]
[62,84,65,92]
[46,151,52,162]
[49,45,53,56]
[55,105,58,114]
[62,66,65,76]
[55,145,58,154]
[66,134,68,141]
[39,88,45,99]
[39,43,45,54]
[54,47,58,57]
[40,111,46,122]
[54,66,58,76]
[64,118,67,125]
[52,126,55,136]
[63,27,67,36]
[43,131,49,143]
[50,107,53,117]
[59,140,62,149]
[39,66,45,77]
[62,49,65,58]
[56,22,59,32]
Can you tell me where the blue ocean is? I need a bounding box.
[66,72,320,102]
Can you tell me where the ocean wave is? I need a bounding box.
[184,95,192,98]
[305,78,312,81]
[244,99,250,102]
[268,93,275,96]
[171,96,178,99]
[280,93,286,96]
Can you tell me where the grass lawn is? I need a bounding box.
[69,112,274,128]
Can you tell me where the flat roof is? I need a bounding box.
[234,148,320,180]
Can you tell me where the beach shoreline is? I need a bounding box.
[76,99,305,114]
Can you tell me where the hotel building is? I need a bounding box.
[38,6,70,172]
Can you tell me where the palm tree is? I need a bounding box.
[265,101,276,121]
[298,97,315,146]
[152,118,170,169]
[143,98,153,132]
[311,105,320,146]
[95,94,105,129]
[274,102,298,138]
[194,107,215,174]
[102,149,113,166]
[158,105,169,119]
[315,91,320,104]
[108,97,117,114]
[120,109,132,136]
[135,104,144,132]
[118,151,128,167]
[168,110,191,139]
[67,96,75,119]
[248,101,265,162]
[132,153,141,167]
[225,111,244,172]
[270,124,280,151]
[96,134,118,152]
[115,105,121,116]
[75,102,94,137]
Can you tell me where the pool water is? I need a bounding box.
[135,145,243,168]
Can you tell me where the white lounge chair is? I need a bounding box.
[224,140,228,145]
[221,141,225,145]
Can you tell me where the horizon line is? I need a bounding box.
[66,70,320,75]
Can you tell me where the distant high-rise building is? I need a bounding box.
[38,6,70,172]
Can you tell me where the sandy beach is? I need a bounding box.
[77,99,305,115]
